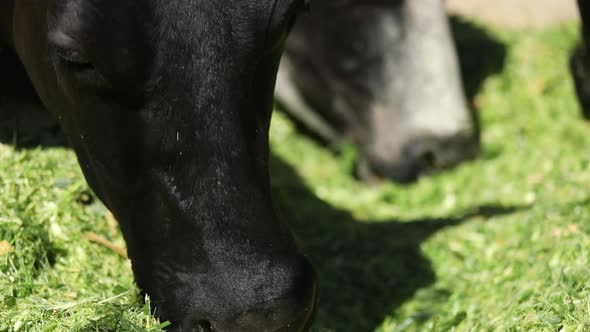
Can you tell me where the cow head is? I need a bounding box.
[277,0,478,183]
[17,0,318,330]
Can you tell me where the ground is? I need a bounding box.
[0,14,588,332]
[447,0,578,28]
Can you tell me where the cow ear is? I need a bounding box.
[303,0,311,12]
[269,0,310,27]
[263,0,307,51]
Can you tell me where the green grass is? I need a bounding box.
[1,20,589,331]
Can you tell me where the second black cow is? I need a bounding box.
[277,0,478,183]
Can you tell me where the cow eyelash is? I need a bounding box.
[54,46,93,69]
[51,45,110,89]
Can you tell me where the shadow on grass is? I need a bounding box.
[450,16,507,102]
[270,156,525,331]
[450,16,508,146]
[0,44,67,148]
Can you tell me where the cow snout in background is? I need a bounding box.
[276,0,478,183]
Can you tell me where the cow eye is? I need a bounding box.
[48,31,94,70]
[47,31,112,89]
[54,46,93,68]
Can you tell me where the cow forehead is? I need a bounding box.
[47,0,299,51]
[48,0,292,24]
[308,0,402,11]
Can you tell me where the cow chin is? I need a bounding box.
[95,164,318,331]
[137,250,318,332]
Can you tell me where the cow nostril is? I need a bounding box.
[417,149,437,169]
[194,320,213,332]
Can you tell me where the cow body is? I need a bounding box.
[572,0,590,118]
[276,0,478,183]
[0,1,316,331]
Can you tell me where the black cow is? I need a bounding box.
[276,0,478,183]
[572,0,590,118]
[0,1,316,331]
